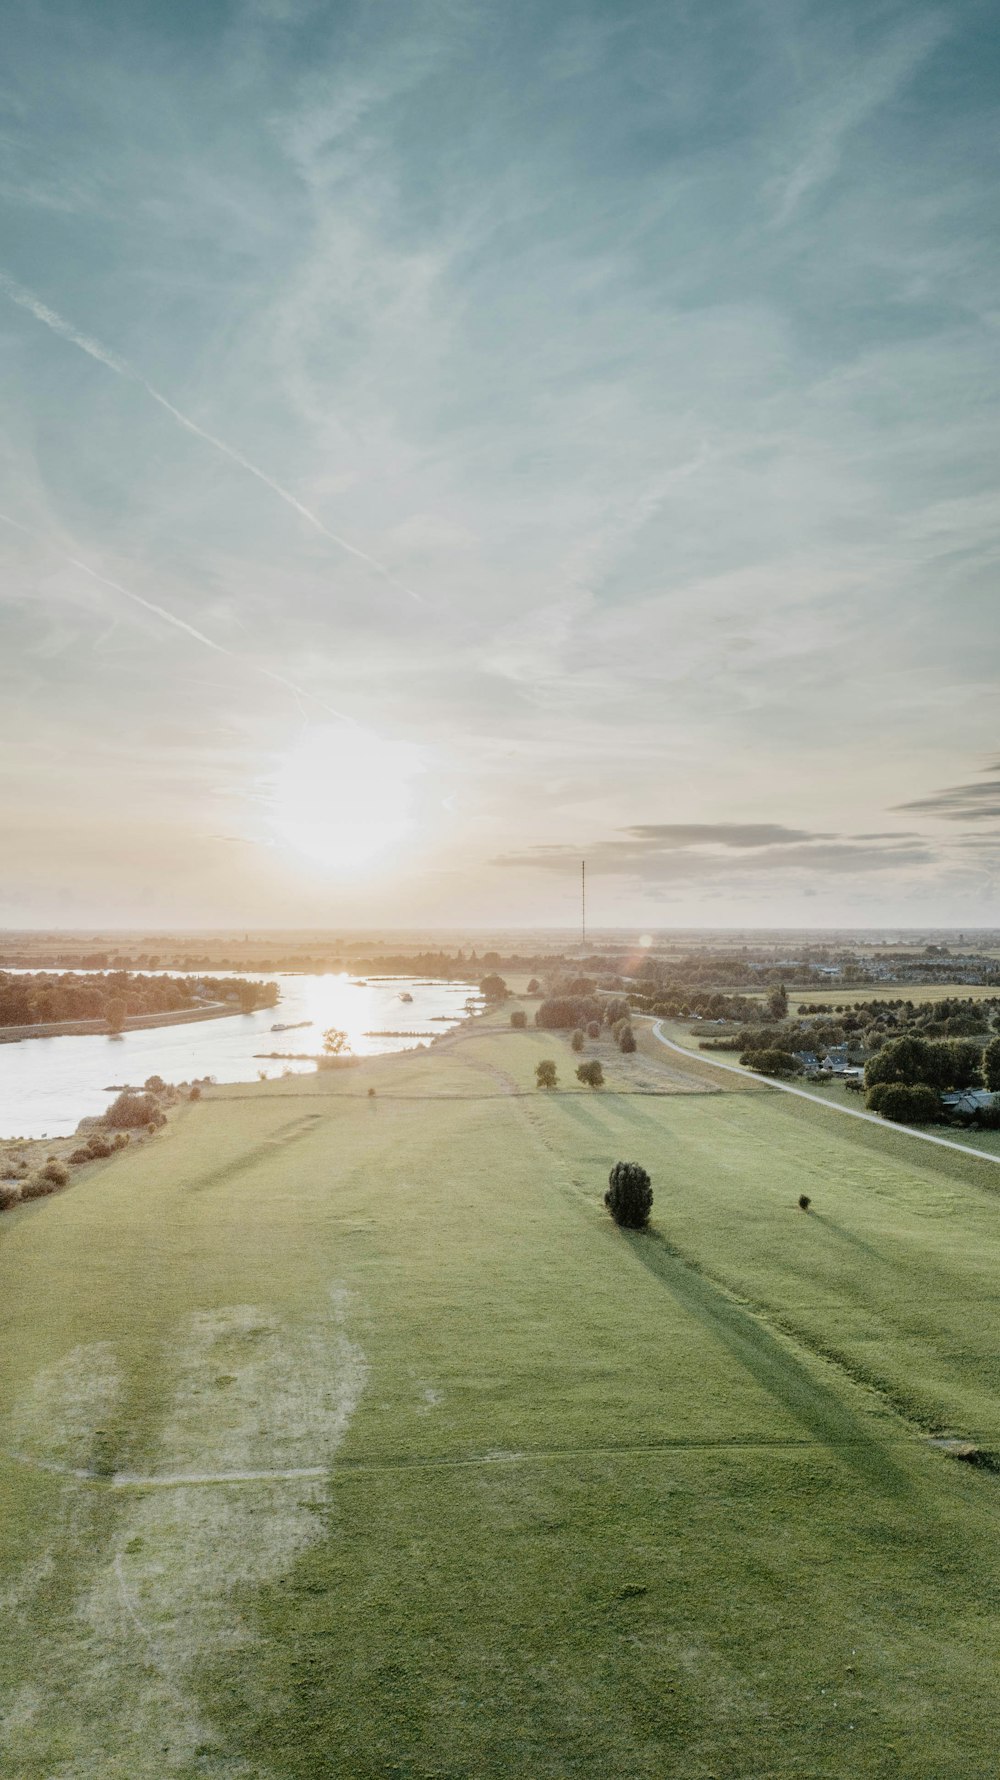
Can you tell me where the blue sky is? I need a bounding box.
[1,0,998,928]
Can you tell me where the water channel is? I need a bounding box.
[0,972,478,1138]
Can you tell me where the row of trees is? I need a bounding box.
[865,1034,1000,1094]
[0,971,277,1030]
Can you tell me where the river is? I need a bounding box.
[0,972,479,1138]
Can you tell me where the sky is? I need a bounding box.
[1,0,998,931]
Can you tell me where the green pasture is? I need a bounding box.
[2,1014,1000,1777]
[788,982,1000,1007]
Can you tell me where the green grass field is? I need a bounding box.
[3,1011,1000,1777]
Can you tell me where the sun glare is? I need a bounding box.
[267,725,423,872]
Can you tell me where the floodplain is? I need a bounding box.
[2,1003,1000,1777]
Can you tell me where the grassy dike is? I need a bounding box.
[2,1009,1000,1777]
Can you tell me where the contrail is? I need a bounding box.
[0,269,424,606]
[0,512,352,722]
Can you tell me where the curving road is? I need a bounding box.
[649,1020,1000,1170]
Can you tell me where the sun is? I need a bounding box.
[267,725,423,871]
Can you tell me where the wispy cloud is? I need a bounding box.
[0,512,351,721]
[0,270,425,606]
[769,11,951,226]
[896,764,1000,822]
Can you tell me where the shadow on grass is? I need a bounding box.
[621,1225,910,1497]
[808,1212,886,1266]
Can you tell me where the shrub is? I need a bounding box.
[536,1059,558,1090]
[587,1021,600,1039]
[527,978,540,994]
[0,1183,21,1211]
[740,1048,802,1077]
[69,1148,91,1164]
[86,1136,113,1158]
[576,1060,604,1089]
[618,1025,637,1054]
[112,1132,130,1148]
[368,1086,377,1098]
[40,1160,70,1186]
[865,1081,941,1124]
[144,1075,167,1094]
[604,1161,652,1229]
[510,1010,527,1029]
[571,1029,585,1053]
[21,1174,58,1200]
[188,1084,202,1101]
[103,1091,161,1130]
[798,1194,811,1211]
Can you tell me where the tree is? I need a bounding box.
[587,1021,600,1038]
[576,1060,604,1089]
[479,974,508,1003]
[604,1161,652,1229]
[571,1029,585,1052]
[106,997,126,1035]
[323,1027,351,1055]
[536,1059,558,1090]
[865,1082,940,1124]
[527,978,540,994]
[618,1025,637,1053]
[510,1010,527,1029]
[740,1048,802,1077]
[984,1036,1000,1092]
[604,997,630,1026]
[768,984,789,1020]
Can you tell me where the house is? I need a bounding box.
[793,1051,821,1075]
[941,1089,997,1116]
[820,1046,851,1074]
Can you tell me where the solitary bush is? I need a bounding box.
[618,1025,637,1053]
[86,1136,113,1158]
[368,1086,377,1098]
[536,1059,558,1090]
[865,1081,941,1124]
[188,1084,202,1101]
[103,1090,161,1130]
[576,1060,604,1089]
[0,1183,21,1211]
[571,1029,585,1053]
[510,1010,527,1029]
[798,1193,811,1211]
[604,1161,652,1229]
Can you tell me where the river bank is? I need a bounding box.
[0,972,479,1137]
[0,1002,241,1045]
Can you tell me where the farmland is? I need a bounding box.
[2,1006,1000,1777]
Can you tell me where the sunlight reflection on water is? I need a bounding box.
[0,972,477,1138]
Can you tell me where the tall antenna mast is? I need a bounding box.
[581,859,587,949]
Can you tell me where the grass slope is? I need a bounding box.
[1,1017,1000,1777]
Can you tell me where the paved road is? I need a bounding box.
[649,1020,1000,1170]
